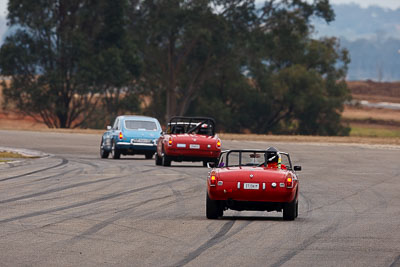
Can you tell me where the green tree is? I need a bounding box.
[84,0,141,128]
[0,0,140,128]
[0,0,351,135]
[191,0,350,135]
[129,0,255,122]
[245,0,350,135]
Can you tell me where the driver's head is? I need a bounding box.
[198,123,210,135]
[266,147,279,163]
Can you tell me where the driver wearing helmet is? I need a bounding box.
[197,123,210,135]
[265,147,287,170]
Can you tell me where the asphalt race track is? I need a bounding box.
[1,130,400,267]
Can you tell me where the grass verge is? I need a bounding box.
[350,125,400,138]
[0,151,32,159]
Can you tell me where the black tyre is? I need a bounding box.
[100,139,109,159]
[203,161,208,167]
[283,198,296,221]
[213,158,219,166]
[206,192,223,219]
[111,141,121,159]
[162,153,171,166]
[295,200,299,218]
[155,153,162,165]
[145,153,153,159]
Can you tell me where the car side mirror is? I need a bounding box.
[294,166,302,171]
[207,162,216,168]
[107,125,112,130]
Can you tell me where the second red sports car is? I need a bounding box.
[155,117,221,166]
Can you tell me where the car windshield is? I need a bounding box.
[125,120,157,131]
[218,150,292,169]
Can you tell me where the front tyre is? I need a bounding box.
[100,139,109,159]
[155,153,162,166]
[111,141,121,159]
[206,192,223,219]
[283,198,296,221]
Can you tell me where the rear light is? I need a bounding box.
[209,175,217,187]
[216,139,221,148]
[119,132,123,139]
[168,137,173,146]
[286,177,293,188]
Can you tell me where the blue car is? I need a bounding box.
[100,115,162,159]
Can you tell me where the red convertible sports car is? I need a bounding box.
[155,117,221,166]
[206,147,301,220]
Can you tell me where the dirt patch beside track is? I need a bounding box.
[348,80,400,103]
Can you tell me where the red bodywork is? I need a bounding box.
[207,167,298,203]
[155,117,221,166]
[157,133,221,162]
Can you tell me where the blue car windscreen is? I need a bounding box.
[125,120,157,131]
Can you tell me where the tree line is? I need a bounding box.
[0,0,351,135]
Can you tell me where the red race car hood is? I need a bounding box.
[216,167,287,183]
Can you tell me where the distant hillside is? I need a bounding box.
[340,38,400,81]
[313,4,400,81]
[313,4,400,41]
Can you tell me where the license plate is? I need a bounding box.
[244,183,259,190]
[190,144,200,149]
[133,139,151,143]
[177,143,186,148]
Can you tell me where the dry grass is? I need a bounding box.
[343,106,400,123]
[352,94,400,103]
[0,151,35,162]
[0,113,48,130]
[1,79,400,145]
[0,151,31,158]
[342,106,400,131]
[347,80,400,103]
[349,124,400,138]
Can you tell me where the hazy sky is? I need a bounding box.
[329,0,400,9]
[0,0,5,17]
[0,0,400,16]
